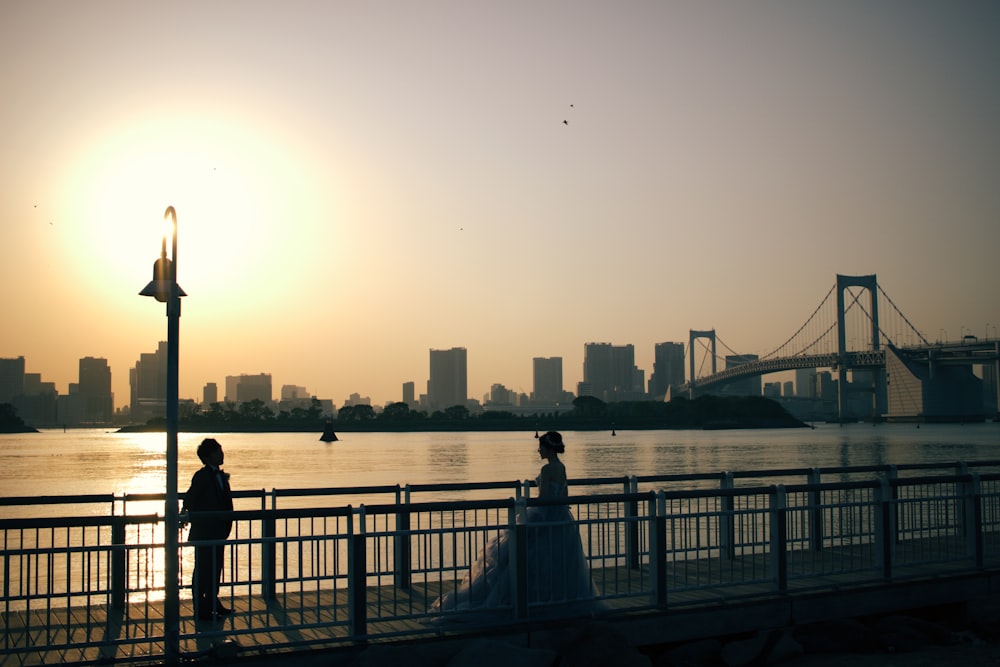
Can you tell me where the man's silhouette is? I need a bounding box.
[182,438,234,621]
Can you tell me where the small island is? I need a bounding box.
[0,403,39,434]
[116,395,807,434]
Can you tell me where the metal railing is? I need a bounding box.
[3,461,1000,664]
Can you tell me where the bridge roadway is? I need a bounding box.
[679,340,1000,394]
[5,534,1000,666]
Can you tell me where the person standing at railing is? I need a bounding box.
[180,438,234,622]
[429,431,600,621]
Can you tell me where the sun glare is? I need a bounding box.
[62,113,304,301]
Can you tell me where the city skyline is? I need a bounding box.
[3,2,998,410]
[4,337,693,413]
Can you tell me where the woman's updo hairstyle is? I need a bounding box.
[538,431,565,453]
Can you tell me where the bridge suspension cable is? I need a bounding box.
[760,282,837,360]
[878,283,930,346]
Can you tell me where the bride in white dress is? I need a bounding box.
[429,431,601,621]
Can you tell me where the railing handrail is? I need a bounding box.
[4,459,1000,510]
[0,513,160,529]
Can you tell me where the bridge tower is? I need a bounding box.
[688,329,717,396]
[835,274,887,421]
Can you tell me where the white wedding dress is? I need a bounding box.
[429,474,601,622]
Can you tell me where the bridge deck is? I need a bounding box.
[4,536,998,666]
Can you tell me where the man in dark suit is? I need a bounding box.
[182,438,234,621]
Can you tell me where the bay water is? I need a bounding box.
[2,423,997,513]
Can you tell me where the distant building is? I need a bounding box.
[343,392,371,407]
[130,342,168,423]
[582,343,614,399]
[281,385,310,401]
[763,382,782,399]
[428,347,467,410]
[582,343,643,401]
[203,382,218,406]
[783,381,795,397]
[649,342,685,399]
[532,357,563,404]
[813,372,835,401]
[5,359,58,427]
[78,357,113,424]
[486,383,516,407]
[402,381,415,408]
[0,356,26,403]
[227,374,272,404]
[795,368,816,398]
[278,384,314,413]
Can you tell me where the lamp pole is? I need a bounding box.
[140,206,185,662]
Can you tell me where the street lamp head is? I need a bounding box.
[139,256,187,302]
[139,207,186,303]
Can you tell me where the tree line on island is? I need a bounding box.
[115,394,806,433]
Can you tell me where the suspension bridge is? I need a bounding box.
[672,274,1000,422]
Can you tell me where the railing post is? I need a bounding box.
[261,509,277,601]
[626,476,640,570]
[875,477,894,579]
[963,472,984,568]
[651,492,667,606]
[769,485,788,592]
[349,506,367,640]
[394,485,411,589]
[808,468,823,552]
[720,472,735,560]
[512,498,527,619]
[111,516,126,609]
[886,465,899,545]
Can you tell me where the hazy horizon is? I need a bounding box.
[3,1,998,408]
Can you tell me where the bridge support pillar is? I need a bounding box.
[835,274,886,421]
[688,330,716,398]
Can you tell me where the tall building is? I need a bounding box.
[203,382,218,405]
[582,343,614,400]
[130,342,168,422]
[428,347,467,410]
[796,368,817,398]
[582,343,643,401]
[0,356,26,403]
[402,381,415,407]
[78,357,113,424]
[532,357,563,404]
[649,342,685,399]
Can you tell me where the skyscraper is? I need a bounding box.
[649,342,685,399]
[0,356,26,403]
[130,342,168,422]
[532,357,563,404]
[428,347,467,410]
[402,381,415,407]
[582,343,614,400]
[582,342,643,401]
[78,356,113,424]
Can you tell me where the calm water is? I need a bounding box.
[2,423,998,504]
[2,423,997,603]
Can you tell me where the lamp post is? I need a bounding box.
[139,206,186,662]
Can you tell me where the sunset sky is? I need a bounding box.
[2,1,998,409]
